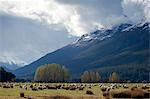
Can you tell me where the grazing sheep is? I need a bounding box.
[123,84,129,89]
[3,85,10,88]
[30,85,33,88]
[62,86,69,90]
[107,88,111,91]
[79,87,84,90]
[99,85,102,87]
[103,91,109,97]
[86,90,94,95]
[37,86,43,90]
[88,86,91,89]
[19,86,22,88]
[47,85,57,89]
[131,86,137,91]
[56,84,61,89]
[101,87,107,92]
[69,85,76,90]
[142,86,149,90]
[23,85,27,90]
[32,87,38,91]
[103,91,110,99]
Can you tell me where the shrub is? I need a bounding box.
[112,91,131,98]
[20,92,24,97]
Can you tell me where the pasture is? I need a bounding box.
[0,83,149,99]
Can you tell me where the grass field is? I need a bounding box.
[0,83,149,99]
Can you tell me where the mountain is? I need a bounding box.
[0,66,12,72]
[14,22,150,81]
[0,62,19,71]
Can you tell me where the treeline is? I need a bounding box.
[34,63,120,83]
[81,71,119,83]
[0,67,16,82]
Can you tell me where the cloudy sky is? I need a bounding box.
[0,0,149,66]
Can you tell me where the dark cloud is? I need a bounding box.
[0,13,76,65]
[0,0,149,65]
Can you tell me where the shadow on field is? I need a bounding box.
[40,95,100,99]
[43,96,70,99]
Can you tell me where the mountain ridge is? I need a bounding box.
[14,22,150,81]
[0,62,19,70]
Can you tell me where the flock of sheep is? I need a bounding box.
[0,82,150,99]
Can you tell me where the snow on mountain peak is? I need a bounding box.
[72,23,133,47]
[0,55,27,66]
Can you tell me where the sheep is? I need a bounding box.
[86,90,94,95]
[69,85,77,90]
[30,85,33,89]
[3,85,10,88]
[141,85,149,90]
[23,84,27,90]
[32,87,38,91]
[103,91,110,99]
[131,86,138,91]
[47,85,57,89]
[19,85,22,88]
[62,86,69,90]
[79,87,84,90]
[123,84,129,89]
[101,87,107,92]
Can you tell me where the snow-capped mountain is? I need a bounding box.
[0,62,20,70]
[14,22,150,81]
[0,55,26,70]
[73,23,132,46]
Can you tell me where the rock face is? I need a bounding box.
[14,22,150,81]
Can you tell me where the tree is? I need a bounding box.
[62,66,69,82]
[81,71,101,82]
[34,64,70,82]
[0,67,16,82]
[34,66,46,82]
[95,72,101,82]
[109,72,120,82]
[81,71,91,82]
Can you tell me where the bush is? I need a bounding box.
[112,91,131,98]
[20,92,24,97]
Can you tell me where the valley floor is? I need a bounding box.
[0,83,149,99]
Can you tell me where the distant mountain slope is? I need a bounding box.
[0,66,12,72]
[0,62,19,71]
[14,22,150,81]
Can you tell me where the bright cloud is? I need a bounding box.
[0,13,76,65]
[0,0,149,66]
[0,0,149,36]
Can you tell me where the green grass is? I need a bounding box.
[0,83,149,99]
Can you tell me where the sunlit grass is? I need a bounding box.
[0,83,149,99]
